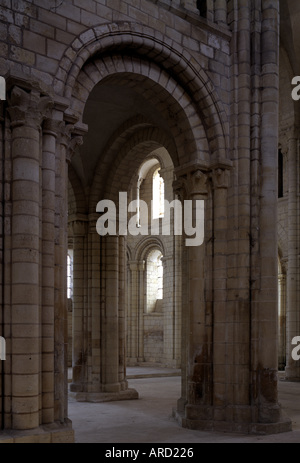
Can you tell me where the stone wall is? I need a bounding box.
[0,0,294,441]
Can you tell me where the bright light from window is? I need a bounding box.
[157,256,163,300]
[153,168,164,219]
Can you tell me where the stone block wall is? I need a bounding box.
[0,0,294,440]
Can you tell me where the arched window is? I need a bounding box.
[157,256,163,300]
[152,168,164,219]
[146,249,163,313]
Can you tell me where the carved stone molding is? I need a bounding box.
[59,123,83,163]
[173,168,209,200]
[7,86,53,129]
[69,219,88,237]
[211,167,231,190]
[43,118,63,138]
[68,135,83,163]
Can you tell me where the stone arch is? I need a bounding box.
[90,125,176,211]
[134,236,166,263]
[55,22,229,163]
[127,236,168,364]
[89,118,178,212]
[77,55,208,171]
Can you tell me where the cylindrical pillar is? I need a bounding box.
[211,168,231,418]
[118,235,127,390]
[278,269,286,371]
[8,87,52,430]
[173,168,210,422]
[137,261,145,362]
[128,262,139,363]
[285,135,300,380]
[70,221,87,392]
[253,0,283,423]
[41,118,58,424]
[101,235,120,392]
[54,126,70,422]
[89,220,101,392]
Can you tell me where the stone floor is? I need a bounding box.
[68,367,300,443]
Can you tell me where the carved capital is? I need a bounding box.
[59,123,83,163]
[173,176,188,201]
[173,168,209,200]
[211,167,231,190]
[7,86,53,128]
[43,118,63,137]
[67,135,83,163]
[69,219,88,237]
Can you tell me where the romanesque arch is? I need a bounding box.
[55,22,229,165]
[0,0,293,442]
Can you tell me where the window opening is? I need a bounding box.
[152,168,165,219]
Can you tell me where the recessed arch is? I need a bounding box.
[133,236,166,263]
[89,124,176,212]
[77,57,208,170]
[56,22,229,164]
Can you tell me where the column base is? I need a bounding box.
[0,420,74,444]
[285,366,300,382]
[173,407,292,435]
[69,388,139,403]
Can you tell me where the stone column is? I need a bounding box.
[250,0,291,429]
[128,261,139,364]
[89,216,101,392]
[278,268,286,371]
[69,219,87,393]
[52,124,80,421]
[137,260,145,363]
[173,166,211,425]
[8,86,52,430]
[0,102,5,429]
[127,258,146,365]
[118,235,128,390]
[211,166,231,419]
[70,228,138,402]
[174,234,182,368]
[101,235,120,392]
[99,234,138,399]
[285,134,300,380]
[41,118,59,425]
